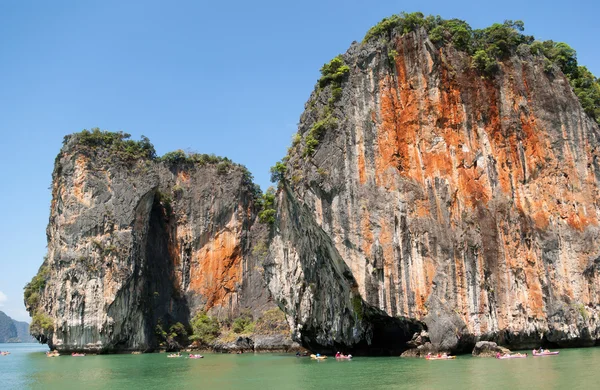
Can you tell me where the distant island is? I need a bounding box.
[0,311,36,343]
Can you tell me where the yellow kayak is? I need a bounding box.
[310,354,327,360]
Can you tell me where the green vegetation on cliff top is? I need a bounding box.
[63,129,260,197]
[363,12,600,124]
[66,128,157,161]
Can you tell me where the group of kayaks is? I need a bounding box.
[425,348,560,361]
[167,353,204,359]
[496,349,560,359]
[29,346,560,360]
[308,352,353,361]
[45,351,86,357]
[425,353,456,360]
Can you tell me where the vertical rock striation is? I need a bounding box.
[275,26,600,352]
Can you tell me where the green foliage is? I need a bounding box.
[158,149,238,168]
[270,161,287,183]
[329,86,343,105]
[232,313,255,334]
[251,240,269,261]
[531,40,578,77]
[351,295,364,320]
[571,67,600,124]
[574,303,589,321]
[364,12,439,43]
[291,133,301,147]
[318,55,350,88]
[169,322,188,345]
[69,128,156,161]
[30,311,53,333]
[216,161,231,174]
[429,19,472,50]
[189,312,221,345]
[387,49,398,64]
[258,208,276,225]
[159,149,188,164]
[155,322,168,344]
[24,266,49,308]
[364,14,533,77]
[318,55,349,109]
[156,190,173,216]
[258,187,277,225]
[471,20,532,58]
[472,49,499,75]
[303,114,338,157]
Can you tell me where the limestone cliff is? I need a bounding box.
[25,133,281,352]
[271,18,600,353]
[26,14,600,355]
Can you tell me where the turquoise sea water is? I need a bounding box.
[1,343,599,389]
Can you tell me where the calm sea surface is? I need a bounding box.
[1,343,599,389]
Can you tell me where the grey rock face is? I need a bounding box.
[26,136,286,353]
[265,186,424,355]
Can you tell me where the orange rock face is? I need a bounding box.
[282,28,600,350]
[156,163,273,320]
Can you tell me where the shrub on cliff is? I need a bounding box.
[189,312,220,345]
[258,187,277,225]
[232,313,255,334]
[570,67,600,123]
[318,55,349,88]
[30,311,53,334]
[270,161,287,183]
[159,149,188,164]
[303,114,337,157]
[168,322,188,346]
[24,266,49,308]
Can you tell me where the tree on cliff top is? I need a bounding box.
[66,128,156,161]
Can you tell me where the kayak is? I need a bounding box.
[71,353,86,357]
[167,354,181,358]
[335,355,353,360]
[46,351,60,357]
[496,354,527,359]
[425,355,456,360]
[188,354,204,359]
[0,351,10,356]
[310,354,327,360]
[532,350,559,356]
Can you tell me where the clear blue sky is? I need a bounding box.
[0,0,598,322]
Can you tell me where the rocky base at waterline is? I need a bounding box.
[210,333,301,353]
[471,341,511,357]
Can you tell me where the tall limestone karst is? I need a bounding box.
[266,13,600,353]
[25,131,280,352]
[26,13,600,355]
